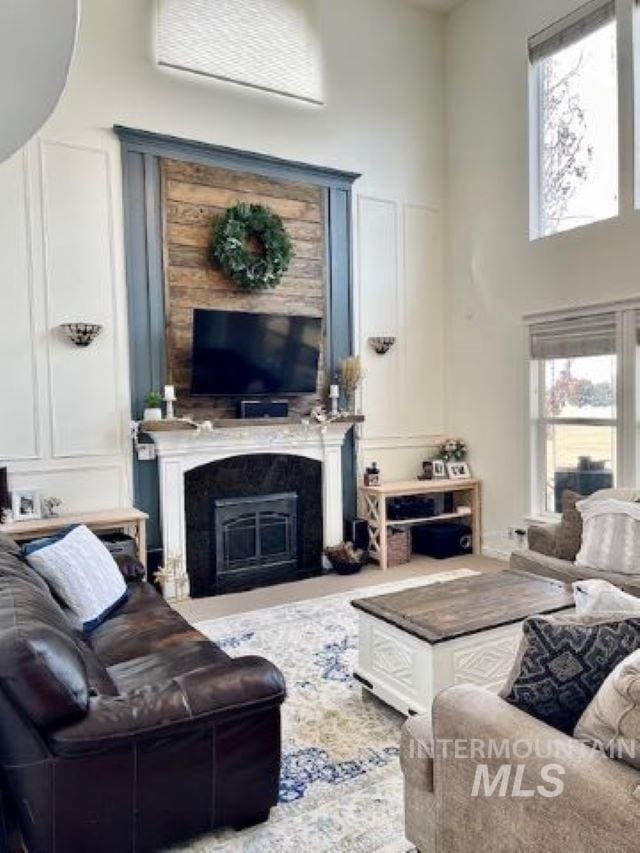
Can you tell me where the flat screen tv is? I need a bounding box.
[190,309,322,396]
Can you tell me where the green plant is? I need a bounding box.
[210,202,293,291]
[145,391,163,409]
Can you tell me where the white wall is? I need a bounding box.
[0,0,446,512]
[445,0,640,534]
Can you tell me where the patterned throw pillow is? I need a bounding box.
[501,613,640,734]
[24,525,128,632]
[574,648,640,770]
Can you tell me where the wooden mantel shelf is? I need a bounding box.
[139,415,364,433]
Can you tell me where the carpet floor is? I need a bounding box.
[172,568,477,853]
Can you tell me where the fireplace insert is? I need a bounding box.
[213,492,298,592]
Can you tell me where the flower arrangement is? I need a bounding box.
[438,438,467,462]
[340,356,364,413]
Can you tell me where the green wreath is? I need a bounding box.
[210,202,293,291]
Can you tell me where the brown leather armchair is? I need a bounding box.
[0,533,286,852]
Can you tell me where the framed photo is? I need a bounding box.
[11,489,42,522]
[432,459,447,479]
[446,461,471,480]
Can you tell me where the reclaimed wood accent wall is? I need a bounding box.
[161,158,326,419]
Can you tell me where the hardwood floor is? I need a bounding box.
[173,553,505,622]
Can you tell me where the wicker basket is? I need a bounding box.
[387,527,411,567]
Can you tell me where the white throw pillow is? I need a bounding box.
[576,499,640,576]
[573,579,640,618]
[25,525,128,632]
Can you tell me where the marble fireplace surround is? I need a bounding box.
[149,421,355,600]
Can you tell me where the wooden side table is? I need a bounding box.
[360,479,482,570]
[0,508,149,568]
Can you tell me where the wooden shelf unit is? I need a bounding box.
[360,479,481,570]
[0,508,149,568]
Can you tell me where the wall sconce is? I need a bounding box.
[368,336,397,355]
[59,323,103,347]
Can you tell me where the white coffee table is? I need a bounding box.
[352,570,575,716]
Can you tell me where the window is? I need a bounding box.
[529,0,618,238]
[528,305,640,517]
[157,0,323,105]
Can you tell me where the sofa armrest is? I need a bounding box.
[431,685,640,853]
[527,522,559,557]
[48,655,286,757]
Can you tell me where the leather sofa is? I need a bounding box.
[0,532,286,852]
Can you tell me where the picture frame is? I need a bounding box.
[11,489,42,522]
[432,459,447,479]
[446,461,471,480]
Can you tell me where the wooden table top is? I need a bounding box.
[0,507,148,538]
[351,570,575,644]
[361,478,480,496]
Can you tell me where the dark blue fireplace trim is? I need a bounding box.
[115,125,360,555]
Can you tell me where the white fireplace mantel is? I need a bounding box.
[148,421,355,600]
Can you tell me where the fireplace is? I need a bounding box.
[148,420,354,600]
[185,453,322,597]
[213,492,299,593]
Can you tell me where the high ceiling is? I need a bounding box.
[403,0,464,13]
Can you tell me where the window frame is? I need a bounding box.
[528,1,620,240]
[526,300,640,520]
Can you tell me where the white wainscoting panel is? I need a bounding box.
[8,464,126,513]
[403,204,444,436]
[356,192,445,476]
[39,141,121,458]
[357,196,402,440]
[0,150,40,461]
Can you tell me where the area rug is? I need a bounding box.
[174,569,477,853]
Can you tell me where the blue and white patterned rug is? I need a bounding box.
[176,569,475,853]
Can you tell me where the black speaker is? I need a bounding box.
[238,400,289,419]
[344,517,369,551]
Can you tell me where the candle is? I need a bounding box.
[329,384,340,416]
[164,385,176,402]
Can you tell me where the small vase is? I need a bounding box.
[143,407,162,422]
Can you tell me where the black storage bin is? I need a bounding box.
[99,532,137,559]
[387,495,444,521]
[412,522,472,560]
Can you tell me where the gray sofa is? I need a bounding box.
[400,684,639,853]
[400,488,640,851]
[510,487,640,595]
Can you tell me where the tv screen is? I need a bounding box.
[190,309,322,396]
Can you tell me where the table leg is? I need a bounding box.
[378,496,388,571]
[137,520,147,570]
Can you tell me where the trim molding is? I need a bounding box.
[114,126,361,189]
[38,139,122,459]
[359,435,443,451]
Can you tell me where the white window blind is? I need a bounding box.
[157,0,323,104]
[528,0,615,64]
[529,313,617,360]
